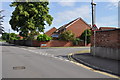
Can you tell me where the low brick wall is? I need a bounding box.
[32,40,73,47]
[10,40,73,47]
[44,40,73,47]
[32,40,41,47]
[91,29,120,60]
[10,40,88,47]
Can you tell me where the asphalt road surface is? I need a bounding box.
[2,42,112,78]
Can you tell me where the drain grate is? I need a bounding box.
[13,66,26,70]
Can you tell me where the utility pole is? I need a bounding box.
[9,29,10,41]
[85,27,87,46]
[91,0,96,56]
[91,0,96,27]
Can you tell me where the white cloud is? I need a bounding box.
[105,0,119,10]
[53,5,91,27]
[3,22,10,32]
[3,21,18,33]
[57,0,77,7]
[58,2,75,7]
[1,8,18,33]
[106,2,118,10]
[96,15,118,28]
[107,0,119,2]
[50,0,119,2]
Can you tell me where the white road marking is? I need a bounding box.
[11,46,71,63]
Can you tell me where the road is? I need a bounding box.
[2,42,112,78]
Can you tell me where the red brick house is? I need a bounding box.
[46,17,91,38]
[45,27,57,36]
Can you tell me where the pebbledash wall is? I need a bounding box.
[91,29,120,60]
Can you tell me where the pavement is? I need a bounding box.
[71,52,120,76]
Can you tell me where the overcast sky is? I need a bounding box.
[1,1,119,33]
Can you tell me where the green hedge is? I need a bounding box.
[37,34,52,41]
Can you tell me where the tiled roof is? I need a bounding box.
[54,17,91,33]
[99,27,116,30]
[45,27,57,36]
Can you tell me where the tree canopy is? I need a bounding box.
[2,33,20,41]
[59,30,75,41]
[80,29,91,44]
[37,34,52,41]
[9,1,53,39]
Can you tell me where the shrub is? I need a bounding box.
[37,34,52,41]
[2,33,20,41]
[2,33,9,40]
[80,29,91,44]
[9,33,20,40]
[72,38,81,45]
[59,30,75,41]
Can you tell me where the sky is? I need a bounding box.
[0,1,119,33]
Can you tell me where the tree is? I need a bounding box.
[0,10,5,34]
[59,30,75,41]
[37,34,52,41]
[72,38,81,45]
[27,31,40,40]
[80,29,91,44]
[2,33,20,41]
[9,33,20,40]
[9,1,53,39]
[2,33,9,40]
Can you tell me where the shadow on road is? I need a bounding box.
[0,42,24,48]
[0,42,16,47]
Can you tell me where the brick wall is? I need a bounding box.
[31,40,73,47]
[91,29,120,48]
[44,40,73,47]
[91,29,120,60]
[12,40,87,47]
[33,40,86,47]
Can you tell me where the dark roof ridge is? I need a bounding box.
[54,17,91,33]
[79,18,91,28]
[45,27,56,33]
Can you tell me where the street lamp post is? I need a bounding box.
[91,0,96,27]
[91,0,96,56]
[9,29,10,41]
[85,27,87,46]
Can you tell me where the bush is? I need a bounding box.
[2,33,9,40]
[37,34,52,41]
[59,30,75,41]
[72,38,81,45]
[80,29,91,44]
[2,33,20,41]
[9,33,20,40]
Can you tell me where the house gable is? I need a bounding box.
[52,17,91,38]
[45,27,57,36]
[66,18,91,37]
